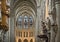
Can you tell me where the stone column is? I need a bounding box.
[10,16,15,42]
[10,0,15,42]
[55,0,60,42]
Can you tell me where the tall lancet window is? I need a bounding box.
[24,16,28,28]
[29,16,33,27]
[17,16,22,28]
[17,15,33,29]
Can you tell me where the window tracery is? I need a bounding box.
[16,15,33,29]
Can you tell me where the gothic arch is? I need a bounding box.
[16,11,35,22]
[15,1,36,18]
[15,1,36,24]
[15,6,35,16]
[14,0,37,9]
[18,39,22,42]
[30,39,33,42]
[24,39,28,42]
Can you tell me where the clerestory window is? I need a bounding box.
[17,15,33,29]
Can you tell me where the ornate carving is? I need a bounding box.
[52,23,58,35]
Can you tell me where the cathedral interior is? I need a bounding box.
[0,0,60,42]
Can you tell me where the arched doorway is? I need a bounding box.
[24,39,28,42]
[30,39,33,42]
[18,39,21,42]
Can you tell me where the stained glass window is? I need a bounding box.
[17,15,33,29]
[17,16,22,28]
[24,16,28,28]
[29,16,33,26]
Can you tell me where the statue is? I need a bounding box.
[46,15,58,42]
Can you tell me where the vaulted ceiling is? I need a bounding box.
[10,0,42,21]
[11,0,37,20]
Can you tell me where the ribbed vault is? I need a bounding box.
[14,0,37,21]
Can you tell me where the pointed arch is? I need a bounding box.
[24,39,28,42]
[30,39,33,42]
[18,39,22,42]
